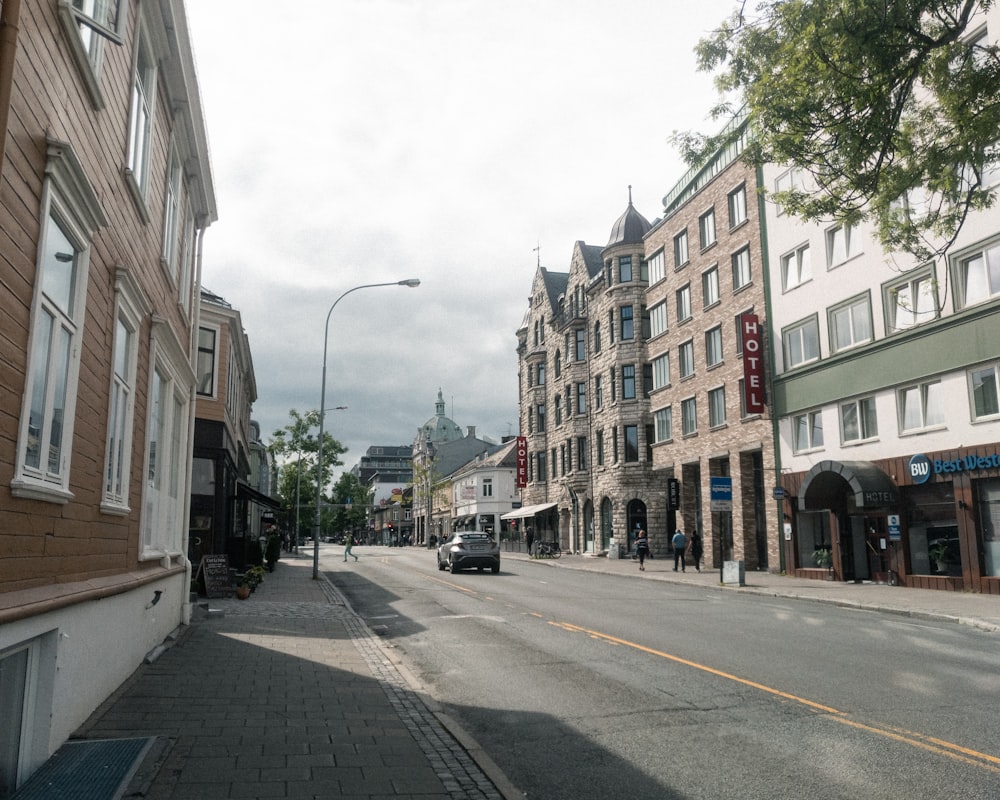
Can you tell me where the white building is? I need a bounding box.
[765,2,1000,591]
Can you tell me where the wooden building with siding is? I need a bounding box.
[0,2,216,793]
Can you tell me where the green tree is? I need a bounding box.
[330,472,372,540]
[269,409,347,540]
[677,0,999,262]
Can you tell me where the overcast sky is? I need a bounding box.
[185,0,739,478]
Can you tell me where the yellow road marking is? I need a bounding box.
[425,575,480,596]
[550,621,1000,774]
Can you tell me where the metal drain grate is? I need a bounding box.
[13,737,155,800]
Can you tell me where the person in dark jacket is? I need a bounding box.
[688,529,703,572]
[635,529,650,571]
[265,532,282,572]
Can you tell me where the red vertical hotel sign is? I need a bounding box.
[740,313,765,415]
[515,436,528,488]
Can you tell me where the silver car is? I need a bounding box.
[437,531,500,574]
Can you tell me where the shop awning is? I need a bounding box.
[798,460,898,511]
[501,502,557,520]
[237,482,282,510]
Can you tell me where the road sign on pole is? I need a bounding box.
[710,476,733,512]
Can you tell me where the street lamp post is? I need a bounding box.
[313,279,420,579]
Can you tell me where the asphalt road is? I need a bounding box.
[327,547,1000,800]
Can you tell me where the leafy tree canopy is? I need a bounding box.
[330,472,372,535]
[269,409,347,536]
[676,0,1000,261]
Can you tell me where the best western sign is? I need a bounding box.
[909,451,1000,484]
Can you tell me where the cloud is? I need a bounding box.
[187,0,738,474]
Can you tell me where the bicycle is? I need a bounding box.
[535,541,562,559]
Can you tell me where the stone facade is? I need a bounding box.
[516,196,669,556]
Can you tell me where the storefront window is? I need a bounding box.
[977,478,1000,577]
[796,511,831,567]
[903,483,958,575]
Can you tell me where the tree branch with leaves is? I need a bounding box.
[268,409,347,538]
[675,0,999,262]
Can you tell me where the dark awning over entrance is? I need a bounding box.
[798,460,898,511]
[237,482,282,510]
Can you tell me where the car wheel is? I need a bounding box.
[437,558,447,571]
[449,558,460,574]
[491,564,500,574]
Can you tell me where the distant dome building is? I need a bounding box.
[418,388,464,444]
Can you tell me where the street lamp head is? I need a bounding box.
[398,278,421,288]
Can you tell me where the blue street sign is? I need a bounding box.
[710,476,733,512]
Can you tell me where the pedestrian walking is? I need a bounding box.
[689,529,703,572]
[635,529,650,571]
[672,528,687,572]
[344,535,358,562]
[265,532,282,573]
[526,528,535,558]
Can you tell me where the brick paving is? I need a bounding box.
[74,552,514,800]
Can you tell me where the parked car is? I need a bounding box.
[437,532,500,574]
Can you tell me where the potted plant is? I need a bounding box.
[813,548,833,574]
[928,542,949,573]
[235,582,251,600]
[245,565,266,591]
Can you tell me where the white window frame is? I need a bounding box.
[702,265,720,308]
[125,25,157,213]
[774,166,805,215]
[676,284,692,322]
[63,0,125,43]
[654,406,672,442]
[161,143,182,279]
[728,184,747,228]
[646,249,665,284]
[699,208,717,250]
[673,230,689,267]
[142,321,192,559]
[792,410,824,453]
[681,397,698,436]
[731,246,751,290]
[705,326,723,367]
[649,302,668,338]
[102,268,148,514]
[828,293,873,353]
[58,0,127,108]
[954,238,1000,309]
[679,340,695,379]
[969,364,1000,421]
[652,353,671,390]
[898,381,945,434]
[781,243,811,291]
[884,266,938,332]
[12,141,106,503]
[826,222,861,268]
[840,396,878,444]
[783,316,820,369]
[708,386,726,428]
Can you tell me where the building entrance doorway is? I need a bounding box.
[842,515,890,582]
